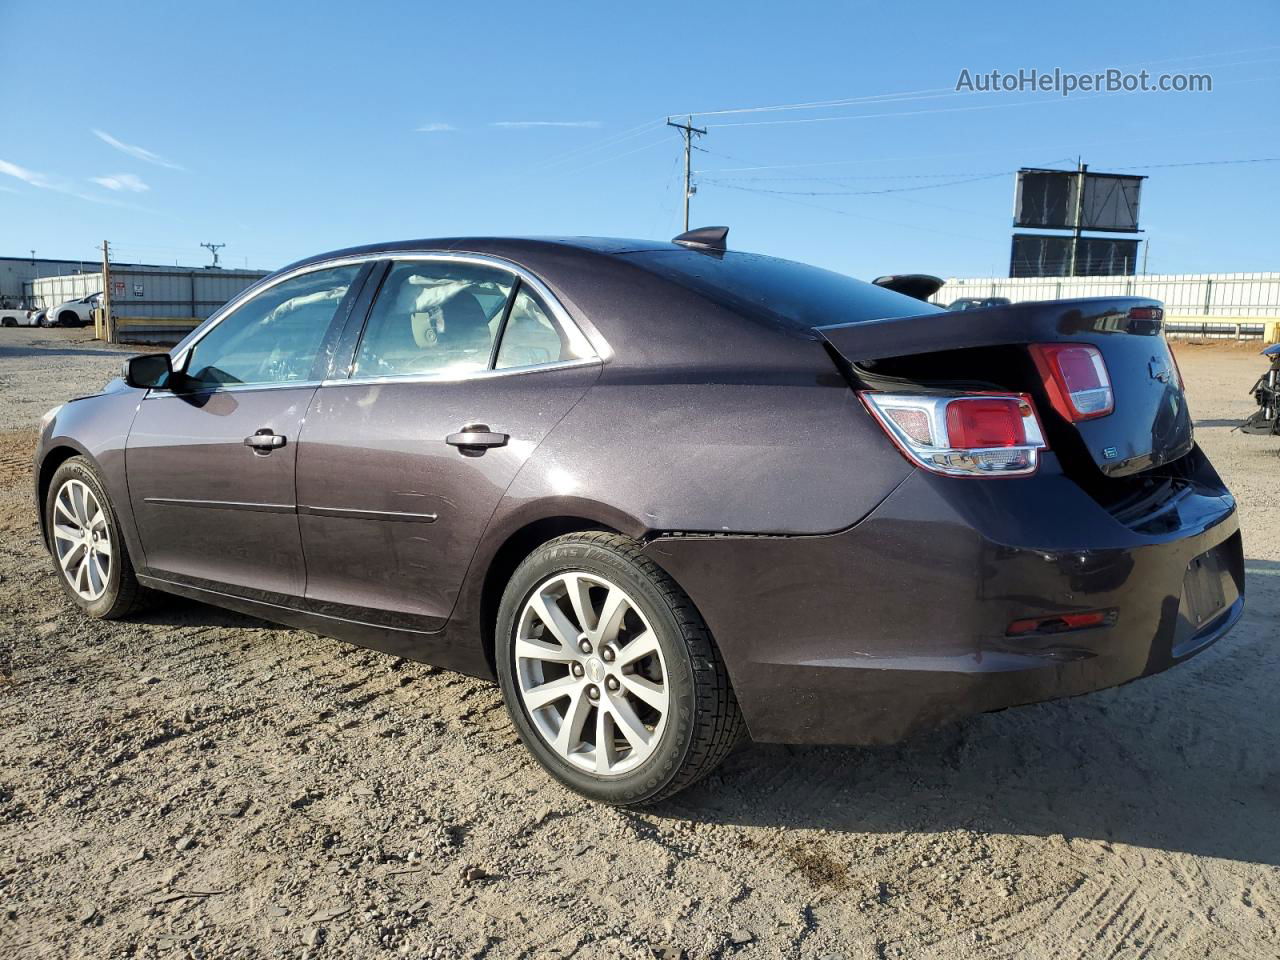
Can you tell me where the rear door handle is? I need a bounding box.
[446,425,508,450]
[244,429,287,451]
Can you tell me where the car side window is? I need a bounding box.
[183,264,361,387]
[353,262,514,379]
[494,285,589,369]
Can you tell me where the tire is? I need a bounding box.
[1,318,14,328]
[44,456,146,619]
[38,314,51,328]
[58,313,78,327]
[495,532,744,805]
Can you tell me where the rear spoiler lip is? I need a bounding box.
[816,296,1164,364]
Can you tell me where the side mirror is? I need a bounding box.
[123,353,173,389]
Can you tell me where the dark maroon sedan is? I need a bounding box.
[34,230,1243,804]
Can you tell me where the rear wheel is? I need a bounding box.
[496,532,743,805]
[45,457,145,619]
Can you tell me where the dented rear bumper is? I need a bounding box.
[642,447,1242,745]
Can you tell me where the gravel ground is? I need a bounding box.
[1,328,1278,960]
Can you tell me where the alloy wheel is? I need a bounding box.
[514,572,670,777]
[51,478,112,601]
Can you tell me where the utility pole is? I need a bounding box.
[101,240,114,343]
[1142,238,1150,275]
[200,242,226,268]
[666,115,706,232]
[1068,158,1087,277]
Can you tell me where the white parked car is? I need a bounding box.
[45,293,101,327]
[0,307,39,327]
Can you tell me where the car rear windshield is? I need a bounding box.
[620,249,940,331]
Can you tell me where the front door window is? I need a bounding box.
[183,264,362,387]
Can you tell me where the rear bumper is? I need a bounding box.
[642,448,1243,745]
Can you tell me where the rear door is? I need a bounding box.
[126,262,369,600]
[294,255,600,633]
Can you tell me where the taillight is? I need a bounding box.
[1029,343,1114,422]
[860,391,1047,477]
[1006,609,1117,636]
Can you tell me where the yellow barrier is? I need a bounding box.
[114,316,201,328]
[1163,315,1277,342]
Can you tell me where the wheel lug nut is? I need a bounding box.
[605,676,620,692]
[586,684,599,700]
[571,663,584,678]
[578,638,592,654]
[601,646,615,663]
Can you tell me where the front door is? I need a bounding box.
[294,257,600,632]
[126,262,367,601]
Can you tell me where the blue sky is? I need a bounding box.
[1,0,1277,278]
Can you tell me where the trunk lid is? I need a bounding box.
[818,297,1193,478]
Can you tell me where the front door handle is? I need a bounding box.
[446,424,508,451]
[243,429,287,452]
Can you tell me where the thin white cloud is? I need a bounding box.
[92,129,183,170]
[91,172,150,193]
[0,158,55,189]
[416,122,456,132]
[1,157,128,206]
[490,120,603,129]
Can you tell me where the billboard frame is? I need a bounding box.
[1013,167,1147,234]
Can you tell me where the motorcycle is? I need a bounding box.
[1242,343,1280,436]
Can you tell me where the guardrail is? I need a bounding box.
[1163,316,1278,342]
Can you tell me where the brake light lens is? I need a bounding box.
[1029,343,1114,421]
[861,391,1047,477]
[945,397,1028,448]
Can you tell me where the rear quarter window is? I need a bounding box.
[621,249,939,331]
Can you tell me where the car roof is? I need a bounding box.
[270,235,936,373]
[284,236,678,273]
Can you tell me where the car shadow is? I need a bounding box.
[134,594,286,631]
[659,560,1280,867]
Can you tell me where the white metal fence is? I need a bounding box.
[930,273,1280,318]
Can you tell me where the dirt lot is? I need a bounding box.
[1,328,1278,960]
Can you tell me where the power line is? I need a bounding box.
[523,119,666,173]
[702,88,1139,129]
[1110,157,1280,171]
[684,86,955,119]
[695,155,1280,192]
[556,136,671,177]
[677,45,1280,123]
[700,171,1010,198]
[718,180,1003,246]
[701,68,1280,129]
[691,124,1265,175]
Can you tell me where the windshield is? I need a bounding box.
[621,249,940,331]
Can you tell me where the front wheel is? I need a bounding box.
[45,457,146,619]
[496,532,744,805]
